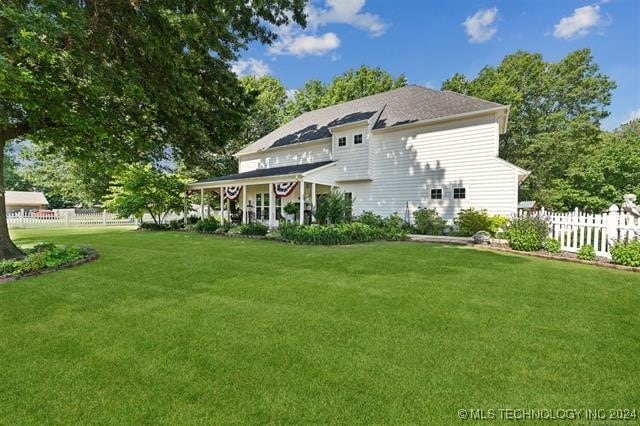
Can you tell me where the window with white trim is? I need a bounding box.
[431,188,443,200]
[338,136,346,147]
[353,134,363,144]
[453,187,466,199]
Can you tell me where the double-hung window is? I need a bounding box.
[453,187,466,199]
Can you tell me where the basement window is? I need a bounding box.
[354,134,363,144]
[338,136,346,147]
[431,189,443,200]
[453,187,466,199]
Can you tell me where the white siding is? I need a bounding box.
[332,126,371,181]
[238,141,332,173]
[339,115,520,221]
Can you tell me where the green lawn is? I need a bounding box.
[1,227,639,424]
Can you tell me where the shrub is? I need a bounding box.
[383,213,409,230]
[489,215,509,237]
[505,216,549,251]
[355,211,385,228]
[227,226,241,235]
[168,219,185,230]
[542,238,561,254]
[413,208,446,235]
[239,222,268,236]
[577,244,596,261]
[0,244,90,276]
[315,191,351,224]
[139,222,169,231]
[0,259,20,275]
[610,240,640,267]
[193,217,219,233]
[17,252,47,273]
[454,209,492,236]
[278,222,396,245]
[187,215,200,224]
[283,202,298,216]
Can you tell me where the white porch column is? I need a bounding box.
[299,180,305,225]
[311,182,316,223]
[220,187,224,223]
[241,185,247,224]
[269,183,275,228]
[200,188,204,218]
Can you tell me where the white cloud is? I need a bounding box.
[553,5,609,39]
[307,0,387,37]
[231,58,271,77]
[267,1,386,57]
[625,109,640,123]
[463,8,498,43]
[269,30,341,56]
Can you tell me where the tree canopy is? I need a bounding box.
[104,164,185,225]
[442,49,618,208]
[541,120,640,212]
[0,0,305,258]
[283,66,407,121]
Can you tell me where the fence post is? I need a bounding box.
[606,204,620,248]
[65,211,69,227]
[102,210,107,225]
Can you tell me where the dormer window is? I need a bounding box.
[354,134,363,144]
[338,136,346,147]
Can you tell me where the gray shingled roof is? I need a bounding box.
[236,85,505,155]
[193,161,334,184]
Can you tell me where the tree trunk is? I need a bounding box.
[0,139,25,260]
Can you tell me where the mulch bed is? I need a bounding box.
[473,243,639,273]
[0,249,100,284]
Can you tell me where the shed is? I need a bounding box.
[4,191,49,214]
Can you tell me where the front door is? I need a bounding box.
[255,193,270,223]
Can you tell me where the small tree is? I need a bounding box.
[315,191,352,225]
[104,164,184,225]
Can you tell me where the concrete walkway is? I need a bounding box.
[407,234,474,245]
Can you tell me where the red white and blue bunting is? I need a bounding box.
[273,182,298,198]
[224,186,242,201]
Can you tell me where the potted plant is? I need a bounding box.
[283,202,298,222]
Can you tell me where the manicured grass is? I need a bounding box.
[1,227,639,423]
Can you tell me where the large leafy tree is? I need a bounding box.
[0,0,305,258]
[180,75,290,181]
[3,143,28,191]
[283,66,407,121]
[541,120,640,212]
[17,143,113,208]
[441,49,616,202]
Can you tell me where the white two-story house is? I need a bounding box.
[187,85,529,226]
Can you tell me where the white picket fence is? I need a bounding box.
[7,211,138,229]
[538,205,639,258]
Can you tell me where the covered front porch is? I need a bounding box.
[186,161,337,227]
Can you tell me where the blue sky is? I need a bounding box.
[233,0,640,130]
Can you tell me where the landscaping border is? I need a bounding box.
[0,249,100,284]
[407,234,639,273]
[472,245,640,273]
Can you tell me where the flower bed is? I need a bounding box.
[0,243,98,283]
[279,222,407,245]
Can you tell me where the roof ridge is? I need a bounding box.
[440,89,505,107]
[236,85,508,156]
[293,85,414,117]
